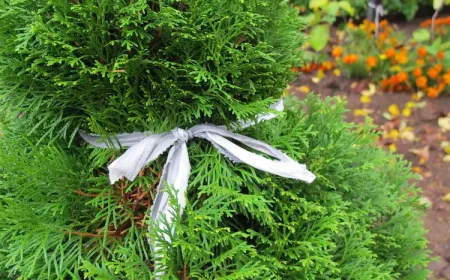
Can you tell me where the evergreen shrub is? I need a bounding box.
[0,0,430,279]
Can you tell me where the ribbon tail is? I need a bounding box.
[231,99,284,130]
[204,132,316,183]
[150,143,191,278]
[79,130,151,148]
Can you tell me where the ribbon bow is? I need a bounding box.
[80,100,315,276]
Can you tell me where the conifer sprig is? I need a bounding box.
[0,0,302,143]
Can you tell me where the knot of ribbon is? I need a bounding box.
[79,100,316,277]
[171,128,194,143]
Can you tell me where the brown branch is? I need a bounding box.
[235,36,246,46]
[139,168,145,177]
[67,231,120,238]
[148,166,160,177]
[183,262,189,279]
[74,190,98,197]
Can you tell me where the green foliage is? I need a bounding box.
[292,0,432,20]
[309,24,330,52]
[0,95,430,279]
[297,0,354,52]
[0,0,303,141]
[433,0,450,10]
[0,0,430,279]
[413,28,432,42]
[0,119,154,279]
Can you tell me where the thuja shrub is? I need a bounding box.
[0,0,302,138]
[0,96,430,279]
[0,0,430,279]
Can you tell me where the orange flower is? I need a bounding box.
[423,16,450,28]
[391,37,398,46]
[427,67,439,80]
[343,54,358,64]
[413,68,422,77]
[347,20,357,30]
[395,85,404,92]
[416,76,428,89]
[437,51,445,60]
[418,47,427,58]
[438,82,445,93]
[378,33,387,41]
[366,56,378,68]
[395,51,408,64]
[332,47,343,58]
[397,72,408,83]
[381,78,390,90]
[390,75,399,85]
[380,19,389,27]
[385,48,396,59]
[444,73,450,84]
[361,19,375,33]
[435,63,443,73]
[417,59,425,66]
[427,87,439,99]
[320,61,334,71]
[421,19,432,28]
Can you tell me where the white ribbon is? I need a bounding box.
[79,100,316,277]
[368,2,385,38]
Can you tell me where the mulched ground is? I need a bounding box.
[290,73,450,279]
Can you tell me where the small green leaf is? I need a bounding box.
[439,41,450,50]
[432,37,442,48]
[326,2,340,17]
[425,46,438,56]
[339,1,355,16]
[434,0,444,10]
[412,28,431,42]
[424,38,441,55]
[309,0,328,9]
[299,14,316,26]
[309,24,330,52]
[442,51,450,68]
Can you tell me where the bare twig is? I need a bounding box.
[74,190,98,197]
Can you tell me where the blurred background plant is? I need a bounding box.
[297,0,354,52]
[292,0,450,99]
[292,0,434,20]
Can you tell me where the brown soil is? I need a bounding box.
[290,73,450,279]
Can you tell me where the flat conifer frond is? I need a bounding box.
[0,96,430,279]
[0,0,430,279]
[0,0,302,142]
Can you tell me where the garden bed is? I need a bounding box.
[290,70,450,279]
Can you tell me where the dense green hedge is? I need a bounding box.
[0,0,302,139]
[0,95,431,279]
[0,0,430,279]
